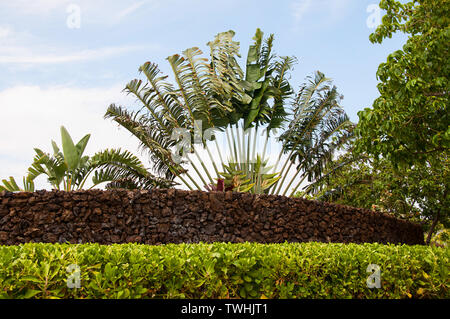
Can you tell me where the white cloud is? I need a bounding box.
[328,0,353,19]
[0,24,159,66]
[117,1,149,20]
[1,0,71,14]
[109,0,163,26]
[0,45,152,64]
[0,25,32,43]
[292,0,313,22]
[1,0,161,20]
[291,0,354,28]
[0,85,145,189]
[0,26,13,39]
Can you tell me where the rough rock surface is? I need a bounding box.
[0,189,424,245]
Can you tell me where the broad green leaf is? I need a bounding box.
[60,126,79,171]
[22,289,41,299]
[76,134,91,158]
[51,140,60,155]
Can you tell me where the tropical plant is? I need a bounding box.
[216,155,281,193]
[18,126,175,191]
[106,29,353,196]
[105,30,249,190]
[300,150,421,216]
[300,145,449,245]
[431,228,449,247]
[0,176,35,192]
[355,0,449,243]
[356,0,449,167]
[269,72,355,196]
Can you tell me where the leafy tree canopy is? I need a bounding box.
[356,0,449,167]
[305,150,449,244]
[352,0,449,244]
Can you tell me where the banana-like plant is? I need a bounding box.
[24,126,174,191]
[106,29,353,196]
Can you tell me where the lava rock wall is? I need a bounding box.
[0,189,424,245]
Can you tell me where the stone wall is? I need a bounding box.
[0,189,424,245]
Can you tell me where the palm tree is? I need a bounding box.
[201,71,354,196]
[106,29,353,196]
[105,30,252,190]
[22,126,174,191]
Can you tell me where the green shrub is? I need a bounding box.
[0,242,448,299]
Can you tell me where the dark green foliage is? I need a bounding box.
[0,243,448,299]
[354,0,449,243]
[301,150,449,244]
[357,0,449,167]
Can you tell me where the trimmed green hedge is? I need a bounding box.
[0,242,448,299]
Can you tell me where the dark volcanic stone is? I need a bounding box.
[0,189,424,245]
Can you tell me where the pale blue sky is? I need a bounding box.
[0,0,408,189]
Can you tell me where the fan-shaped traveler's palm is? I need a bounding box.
[106,29,354,195]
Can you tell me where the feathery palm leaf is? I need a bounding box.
[270,71,355,196]
[88,148,176,189]
[0,176,34,192]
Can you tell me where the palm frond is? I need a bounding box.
[270,71,353,196]
[88,149,176,189]
[28,148,66,189]
[265,56,297,133]
[138,61,188,128]
[0,176,35,192]
[105,104,183,179]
